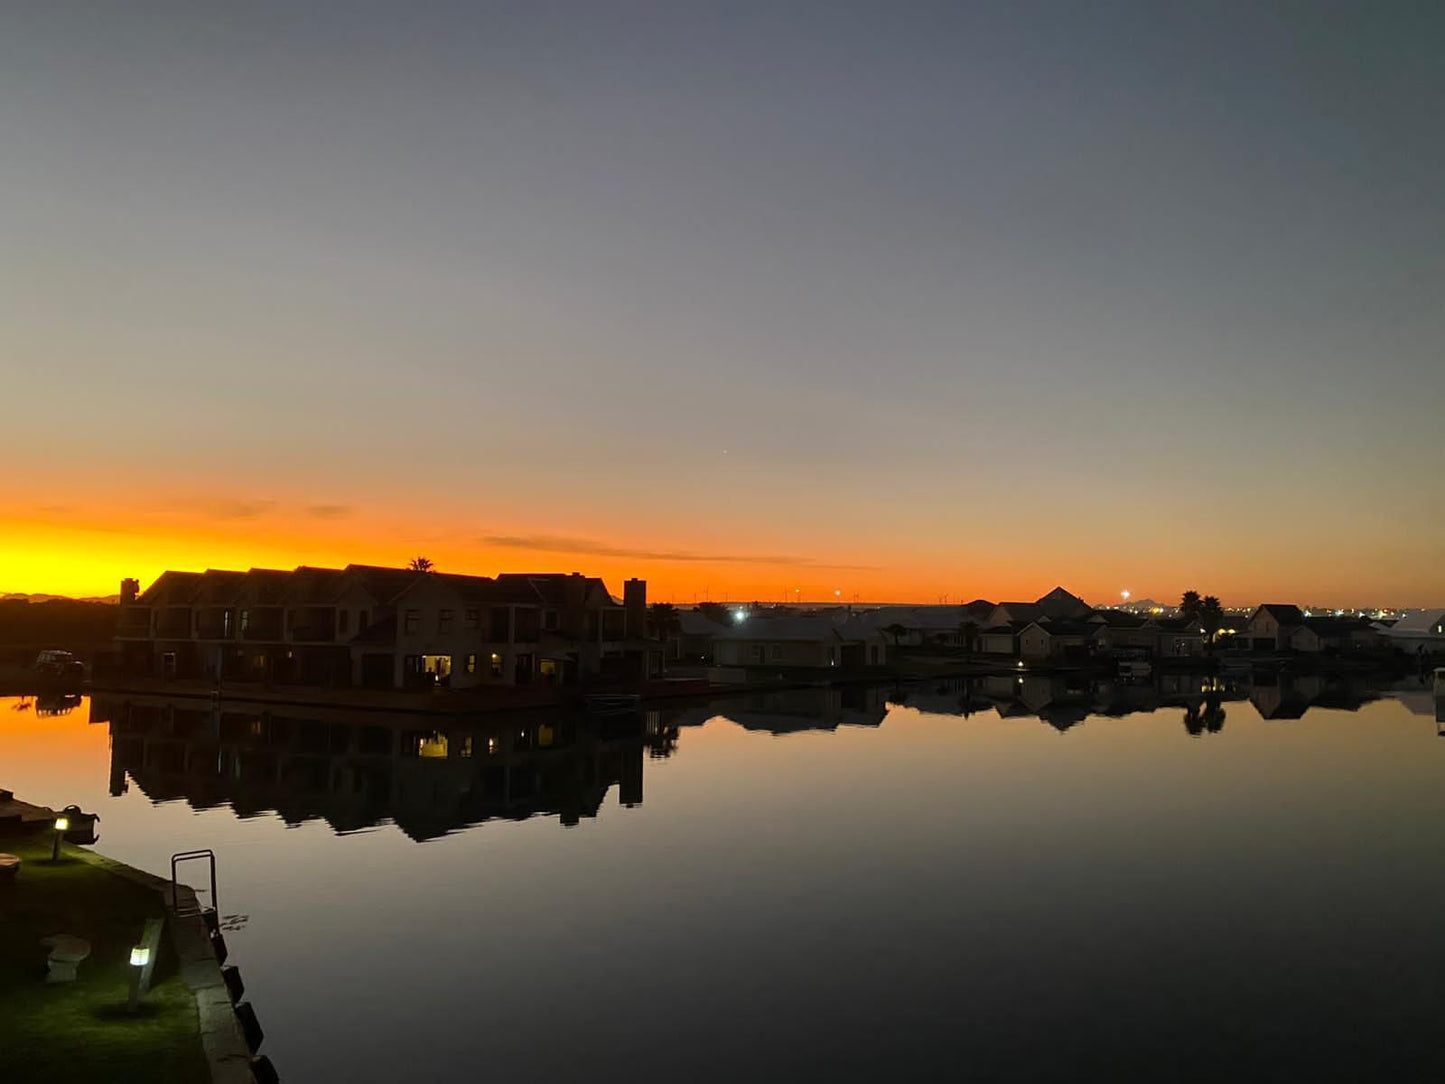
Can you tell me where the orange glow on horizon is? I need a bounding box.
[2,508,1441,609]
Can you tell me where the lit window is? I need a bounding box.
[466,653,477,674]
[489,652,503,677]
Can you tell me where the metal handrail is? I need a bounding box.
[170,849,218,917]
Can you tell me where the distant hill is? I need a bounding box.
[2,593,120,604]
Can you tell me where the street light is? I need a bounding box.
[128,944,152,1010]
[51,816,69,862]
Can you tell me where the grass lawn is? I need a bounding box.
[0,831,210,1083]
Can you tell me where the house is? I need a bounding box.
[668,609,728,664]
[116,565,660,691]
[1288,616,1381,654]
[840,601,995,649]
[1017,622,1094,661]
[712,615,888,670]
[977,625,1019,656]
[1034,586,1094,620]
[1377,609,1445,657]
[989,602,1045,626]
[1239,604,1305,651]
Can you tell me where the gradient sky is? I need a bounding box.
[2,2,1441,606]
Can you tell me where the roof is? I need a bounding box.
[1382,609,1445,635]
[138,571,204,604]
[493,573,617,607]
[1154,615,1206,633]
[1035,587,1092,618]
[676,610,726,636]
[841,605,987,634]
[714,616,844,642]
[1299,616,1375,636]
[1089,609,1147,629]
[993,602,1045,622]
[1255,604,1305,624]
[349,613,397,645]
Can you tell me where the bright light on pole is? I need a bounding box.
[51,816,69,862]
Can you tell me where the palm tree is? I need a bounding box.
[648,602,680,640]
[1180,590,1202,616]
[408,556,434,572]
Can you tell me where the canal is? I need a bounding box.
[3,676,1444,1081]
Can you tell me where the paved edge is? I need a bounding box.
[71,848,257,1084]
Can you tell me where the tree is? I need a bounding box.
[648,602,680,640]
[1180,590,1202,616]
[408,556,434,572]
[883,623,909,647]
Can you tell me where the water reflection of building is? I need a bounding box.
[652,685,891,737]
[92,695,649,841]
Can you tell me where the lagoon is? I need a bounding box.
[3,677,1444,1081]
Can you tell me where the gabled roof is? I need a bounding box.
[284,566,350,604]
[1154,615,1206,633]
[242,569,293,604]
[993,602,1045,622]
[1383,609,1445,635]
[342,565,426,604]
[349,613,397,645]
[1035,586,1092,618]
[676,610,726,636]
[138,571,205,605]
[493,573,617,607]
[1254,603,1304,625]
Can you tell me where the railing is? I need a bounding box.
[170,848,218,918]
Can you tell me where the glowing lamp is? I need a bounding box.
[130,946,151,968]
[55,817,70,831]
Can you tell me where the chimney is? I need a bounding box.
[624,578,647,639]
[120,578,140,606]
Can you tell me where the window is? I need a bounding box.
[543,609,559,632]
[540,658,559,683]
[750,645,764,663]
[769,644,783,661]
[466,653,477,674]
[490,608,511,641]
[465,609,479,630]
[438,609,454,633]
[358,610,369,630]
[404,609,420,633]
[338,610,349,635]
[240,609,250,634]
[489,652,503,677]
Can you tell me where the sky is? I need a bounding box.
[2,1,1441,607]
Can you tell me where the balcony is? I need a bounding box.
[241,607,284,642]
[155,608,194,639]
[116,609,153,640]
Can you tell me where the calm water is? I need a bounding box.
[4,677,1445,1082]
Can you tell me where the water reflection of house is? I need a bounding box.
[712,685,889,734]
[93,695,645,841]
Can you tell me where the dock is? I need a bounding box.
[0,787,57,829]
